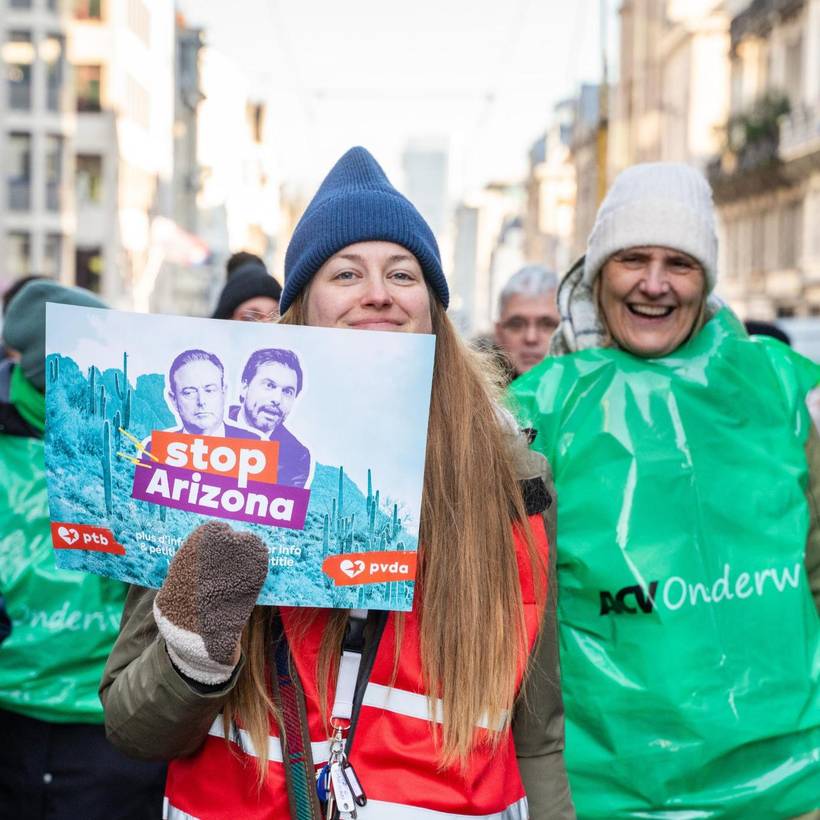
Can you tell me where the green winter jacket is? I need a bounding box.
[0,365,128,723]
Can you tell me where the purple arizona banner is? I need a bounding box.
[132,461,310,530]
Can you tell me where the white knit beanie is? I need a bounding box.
[584,162,718,292]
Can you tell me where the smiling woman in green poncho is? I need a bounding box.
[511,162,820,819]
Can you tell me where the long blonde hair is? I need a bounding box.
[225,291,546,779]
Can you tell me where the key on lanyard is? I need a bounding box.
[342,761,367,807]
[330,760,357,817]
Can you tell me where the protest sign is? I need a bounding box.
[44,304,434,611]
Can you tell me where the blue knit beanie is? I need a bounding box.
[281,146,448,313]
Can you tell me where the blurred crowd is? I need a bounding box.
[0,150,818,820]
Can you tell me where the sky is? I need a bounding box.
[177,0,619,199]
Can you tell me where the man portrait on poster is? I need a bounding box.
[230,348,311,488]
[167,349,259,440]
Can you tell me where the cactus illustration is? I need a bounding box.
[88,367,97,415]
[48,357,59,382]
[322,514,330,560]
[366,469,373,515]
[115,352,132,428]
[337,466,344,521]
[99,384,107,418]
[392,503,399,540]
[374,489,380,516]
[102,420,113,515]
[113,411,122,446]
[368,500,376,549]
[159,504,167,522]
[123,390,132,428]
[114,352,129,397]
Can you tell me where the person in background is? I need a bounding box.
[744,319,792,346]
[100,147,574,820]
[494,265,559,382]
[745,319,820,435]
[512,162,820,818]
[0,280,166,820]
[225,251,265,278]
[212,254,282,322]
[1,275,49,375]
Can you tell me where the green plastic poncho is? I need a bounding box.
[0,367,127,723]
[510,308,820,818]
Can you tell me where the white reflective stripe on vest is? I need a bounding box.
[362,682,509,731]
[206,716,331,764]
[356,796,528,819]
[163,797,200,820]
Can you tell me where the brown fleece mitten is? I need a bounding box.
[153,521,268,684]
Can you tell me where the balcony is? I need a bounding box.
[779,104,820,166]
[707,92,790,202]
[731,0,805,49]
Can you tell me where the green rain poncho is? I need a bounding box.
[510,308,820,818]
[0,367,127,723]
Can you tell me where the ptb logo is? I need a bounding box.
[50,522,126,555]
[599,581,659,615]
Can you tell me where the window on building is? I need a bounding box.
[248,102,264,143]
[126,74,150,129]
[737,216,752,280]
[780,201,803,269]
[45,135,63,211]
[75,247,102,292]
[751,212,765,276]
[7,132,32,210]
[6,232,31,278]
[76,154,103,204]
[42,34,65,112]
[127,0,150,46]
[4,31,34,111]
[785,35,803,110]
[724,219,738,280]
[74,0,102,20]
[763,208,779,272]
[76,64,102,111]
[44,234,63,278]
[812,192,820,259]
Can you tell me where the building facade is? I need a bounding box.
[450,181,525,336]
[68,0,175,309]
[524,98,577,274]
[571,84,602,258]
[1,0,74,292]
[610,0,730,176]
[708,0,820,318]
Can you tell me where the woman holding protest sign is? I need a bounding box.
[101,147,575,819]
[510,162,820,818]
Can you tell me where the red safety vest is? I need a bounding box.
[164,514,548,820]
